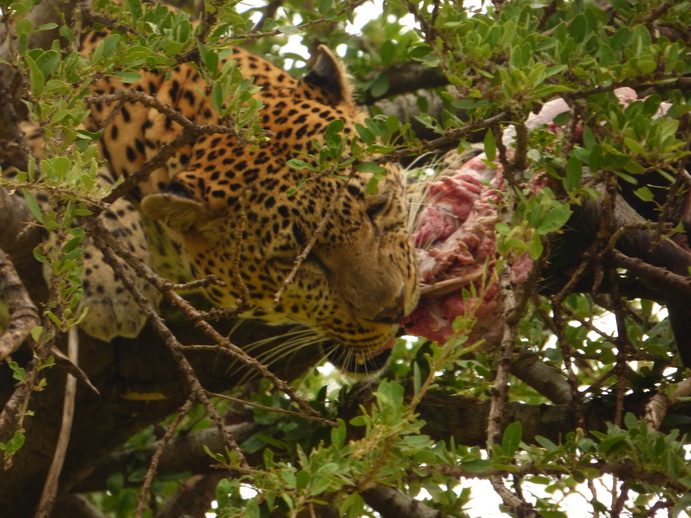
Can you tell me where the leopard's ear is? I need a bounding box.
[302,45,355,108]
[141,193,213,233]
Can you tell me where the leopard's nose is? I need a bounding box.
[372,285,406,324]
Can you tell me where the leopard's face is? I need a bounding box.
[135,46,419,375]
[149,161,418,373]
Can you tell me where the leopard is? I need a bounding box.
[58,30,421,375]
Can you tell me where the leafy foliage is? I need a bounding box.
[1,0,691,516]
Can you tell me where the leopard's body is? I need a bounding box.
[13,31,420,374]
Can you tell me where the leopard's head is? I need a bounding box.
[142,46,419,375]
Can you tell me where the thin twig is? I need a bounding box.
[552,304,585,428]
[207,391,320,422]
[238,0,368,41]
[135,398,194,518]
[35,327,79,518]
[270,172,354,309]
[82,90,258,209]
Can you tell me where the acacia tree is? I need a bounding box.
[1,0,691,517]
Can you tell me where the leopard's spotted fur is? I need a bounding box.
[8,30,420,374]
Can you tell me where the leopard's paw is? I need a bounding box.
[76,197,161,341]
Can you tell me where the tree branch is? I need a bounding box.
[35,327,79,518]
[75,423,259,493]
[362,486,443,518]
[0,248,39,362]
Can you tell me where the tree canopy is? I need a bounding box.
[1,0,691,517]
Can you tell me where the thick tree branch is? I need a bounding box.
[76,391,691,496]
[510,353,572,404]
[362,63,448,103]
[75,423,259,492]
[0,248,39,362]
[362,486,443,518]
[416,392,691,447]
[0,189,44,268]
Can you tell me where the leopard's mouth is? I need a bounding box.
[354,338,396,363]
[323,338,396,377]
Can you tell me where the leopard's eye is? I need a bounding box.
[365,195,390,221]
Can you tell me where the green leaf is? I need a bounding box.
[624,412,639,430]
[588,144,602,171]
[312,463,340,493]
[62,235,84,254]
[34,50,60,78]
[484,129,496,162]
[623,137,646,155]
[26,56,45,96]
[8,361,26,382]
[502,421,522,455]
[598,435,628,454]
[76,129,103,141]
[126,0,143,21]
[295,469,310,490]
[15,18,33,35]
[535,435,558,452]
[100,34,121,59]
[31,326,43,342]
[634,186,654,202]
[563,156,582,192]
[380,40,396,66]
[461,459,492,473]
[211,82,224,113]
[330,419,346,448]
[287,159,316,172]
[568,14,587,42]
[553,111,570,126]
[413,361,421,395]
[163,41,184,56]
[115,71,143,84]
[22,190,43,223]
[414,113,442,133]
[408,44,433,61]
[0,431,25,454]
[197,43,218,74]
[215,478,235,506]
[355,124,375,145]
[536,203,572,235]
[325,118,344,147]
[370,73,389,98]
[278,25,300,35]
[32,247,48,264]
[52,157,71,179]
[355,162,386,174]
[528,234,544,260]
[530,84,573,99]
[340,491,364,517]
[318,0,334,13]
